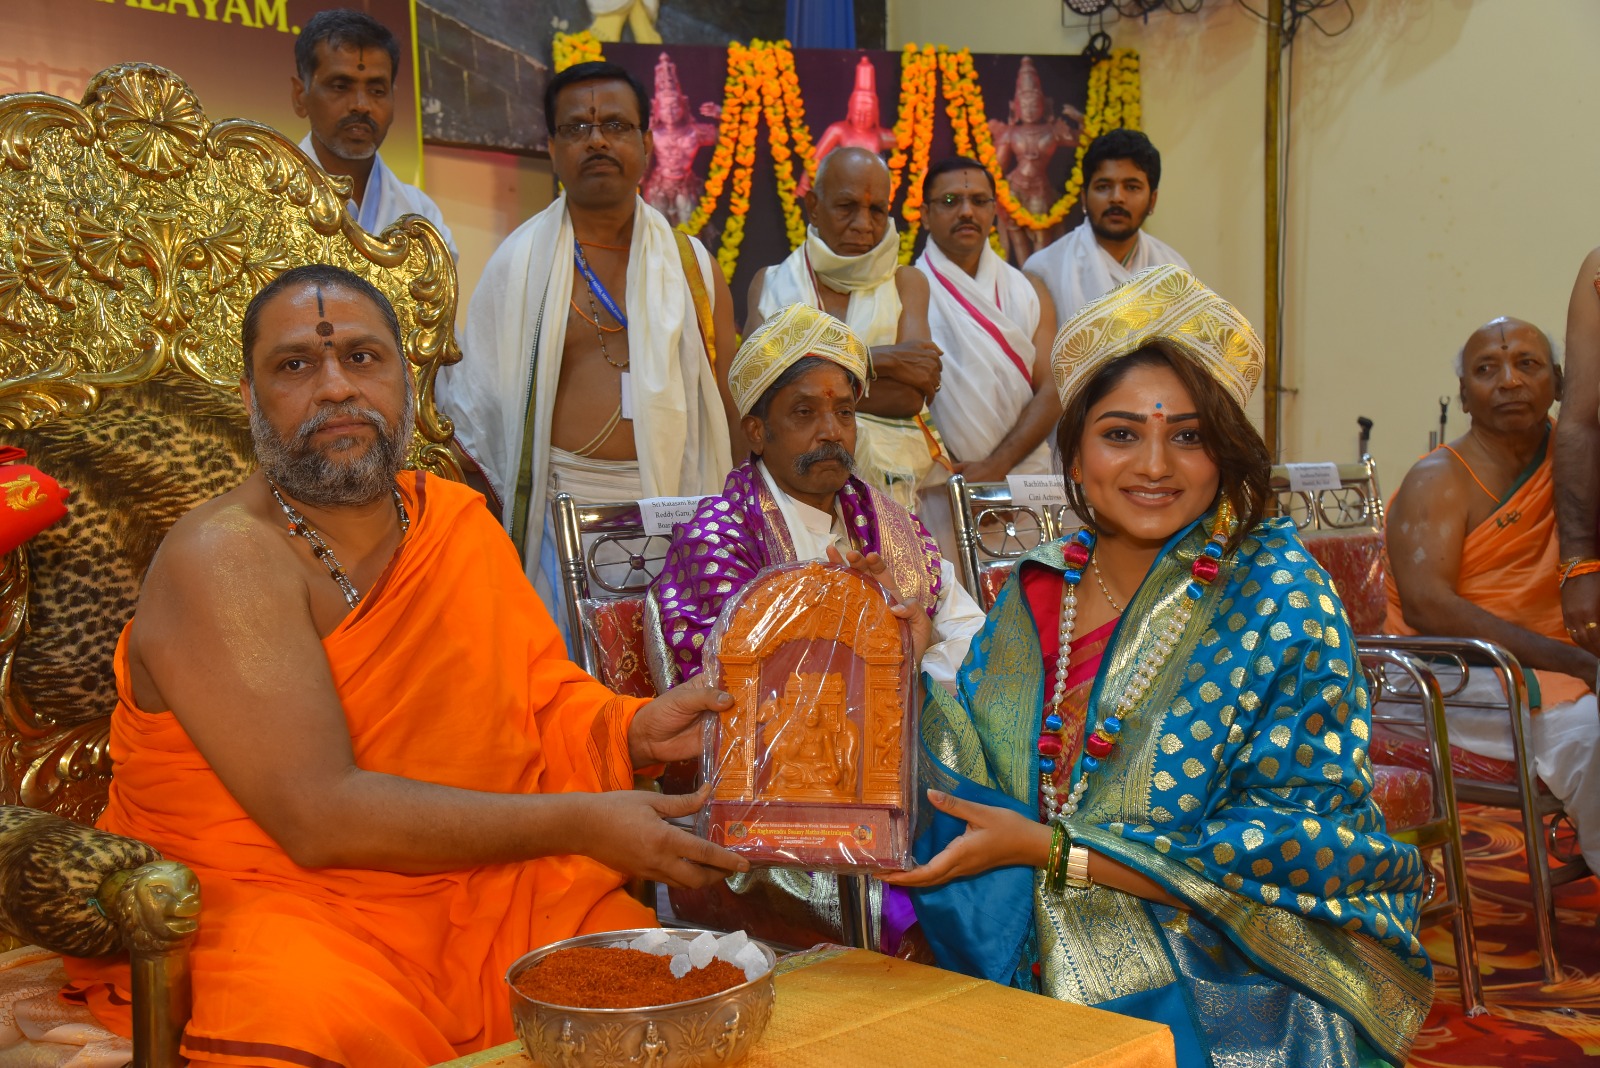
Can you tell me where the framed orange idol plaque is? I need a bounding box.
[697,561,917,872]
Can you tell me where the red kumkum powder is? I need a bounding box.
[514,947,747,1009]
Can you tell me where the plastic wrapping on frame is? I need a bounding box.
[695,560,918,874]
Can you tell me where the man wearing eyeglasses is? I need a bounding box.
[445,62,735,647]
[916,156,1060,487]
[1023,128,1185,326]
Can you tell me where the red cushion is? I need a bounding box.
[1302,529,1387,634]
[1372,764,1434,831]
[582,597,656,698]
[978,564,1013,611]
[1370,732,1520,786]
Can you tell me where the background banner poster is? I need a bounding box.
[2,0,422,186]
[412,1,887,155]
[602,42,1091,321]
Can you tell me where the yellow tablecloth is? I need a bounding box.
[441,947,1175,1067]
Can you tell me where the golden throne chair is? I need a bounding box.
[0,63,460,1066]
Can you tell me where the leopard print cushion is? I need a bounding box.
[0,806,160,957]
[5,372,253,730]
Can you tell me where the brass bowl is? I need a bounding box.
[505,928,777,1067]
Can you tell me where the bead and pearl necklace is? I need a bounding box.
[1037,507,1234,824]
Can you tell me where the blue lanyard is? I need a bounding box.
[573,245,628,329]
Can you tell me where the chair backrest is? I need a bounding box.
[0,64,461,822]
[550,493,670,698]
[947,474,1078,610]
[1268,456,1387,633]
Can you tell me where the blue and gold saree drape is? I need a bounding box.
[911,514,1433,1067]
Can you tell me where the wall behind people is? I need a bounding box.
[889,0,1600,488]
[420,146,553,328]
[420,0,1600,488]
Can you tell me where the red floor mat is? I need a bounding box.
[1410,805,1599,1066]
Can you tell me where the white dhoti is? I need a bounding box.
[1379,671,1600,874]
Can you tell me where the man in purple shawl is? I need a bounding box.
[650,303,983,954]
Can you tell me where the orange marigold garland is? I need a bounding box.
[715,43,764,281]
[680,43,756,239]
[891,45,939,263]
[956,46,1141,232]
[755,40,809,250]
[552,31,603,71]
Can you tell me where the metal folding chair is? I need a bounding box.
[946,473,1075,608]
[551,493,670,695]
[1362,647,1484,1012]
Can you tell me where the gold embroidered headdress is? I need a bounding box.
[728,303,872,417]
[1051,264,1263,412]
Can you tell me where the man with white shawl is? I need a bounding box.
[291,9,457,259]
[1024,129,1185,324]
[745,147,949,518]
[440,62,734,646]
[917,157,1059,483]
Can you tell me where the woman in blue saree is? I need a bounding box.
[884,266,1432,1067]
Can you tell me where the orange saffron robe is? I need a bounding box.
[64,473,653,1067]
[1383,446,1590,710]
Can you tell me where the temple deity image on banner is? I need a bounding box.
[800,56,896,196]
[989,57,1084,264]
[642,51,723,226]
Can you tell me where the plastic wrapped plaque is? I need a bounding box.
[696,560,916,873]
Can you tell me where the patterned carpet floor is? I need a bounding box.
[1409,805,1600,1066]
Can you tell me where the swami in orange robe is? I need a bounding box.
[1382,440,1600,875]
[65,472,653,1067]
[1383,443,1589,710]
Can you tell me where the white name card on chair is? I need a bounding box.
[1006,474,1069,506]
[639,496,709,536]
[1285,463,1341,493]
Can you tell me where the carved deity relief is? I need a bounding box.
[705,562,915,870]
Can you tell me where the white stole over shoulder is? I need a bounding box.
[757,225,902,345]
[442,194,731,608]
[1023,218,1188,324]
[756,224,946,513]
[298,134,457,259]
[917,240,1051,475]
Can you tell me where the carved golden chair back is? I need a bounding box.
[0,63,462,823]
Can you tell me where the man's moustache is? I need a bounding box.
[294,403,386,446]
[339,115,378,133]
[794,442,855,475]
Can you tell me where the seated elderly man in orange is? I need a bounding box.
[63,264,747,1068]
[1385,316,1600,873]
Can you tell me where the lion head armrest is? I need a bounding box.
[0,805,198,957]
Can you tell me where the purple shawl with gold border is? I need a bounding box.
[654,459,942,681]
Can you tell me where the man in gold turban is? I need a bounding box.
[651,302,984,954]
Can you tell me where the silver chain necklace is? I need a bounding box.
[266,477,410,609]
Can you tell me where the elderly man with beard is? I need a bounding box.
[63,264,747,1068]
[651,304,982,954]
